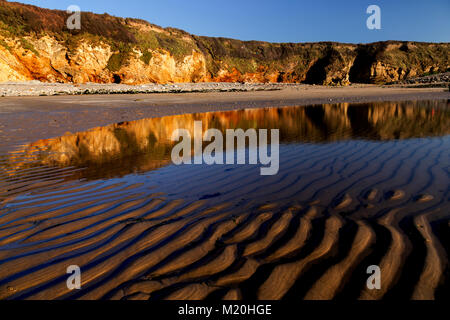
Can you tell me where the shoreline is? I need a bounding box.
[0,81,448,98]
[0,86,449,152]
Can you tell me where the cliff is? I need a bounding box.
[0,1,449,85]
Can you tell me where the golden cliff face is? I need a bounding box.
[2,33,446,86]
[0,36,208,84]
[119,50,207,84]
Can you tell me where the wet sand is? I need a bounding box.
[0,91,449,301]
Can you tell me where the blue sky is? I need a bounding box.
[14,0,450,43]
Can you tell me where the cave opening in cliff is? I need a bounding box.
[304,55,329,85]
[349,44,386,84]
[113,74,122,84]
[349,54,372,83]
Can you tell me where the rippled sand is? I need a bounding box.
[0,101,449,300]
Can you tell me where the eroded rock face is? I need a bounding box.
[3,33,445,86]
[0,36,112,83]
[119,50,207,84]
[0,2,448,85]
[0,36,209,85]
[0,45,29,82]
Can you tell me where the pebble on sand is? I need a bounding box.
[366,189,378,201]
[387,190,405,201]
[416,194,434,203]
[335,193,352,209]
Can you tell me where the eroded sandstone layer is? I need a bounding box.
[0,1,449,85]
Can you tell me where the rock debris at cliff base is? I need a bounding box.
[0,82,304,97]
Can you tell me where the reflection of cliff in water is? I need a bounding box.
[3,100,449,180]
[302,100,449,141]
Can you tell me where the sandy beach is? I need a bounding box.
[0,89,448,300]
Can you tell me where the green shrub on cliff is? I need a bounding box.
[140,50,153,65]
[19,37,40,56]
[0,38,11,51]
[106,41,133,71]
[134,28,196,62]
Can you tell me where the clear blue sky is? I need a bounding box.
[14,0,450,43]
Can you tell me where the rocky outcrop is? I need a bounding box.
[0,36,208,84]
[391,72,450,86]
[0,1,448,85]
